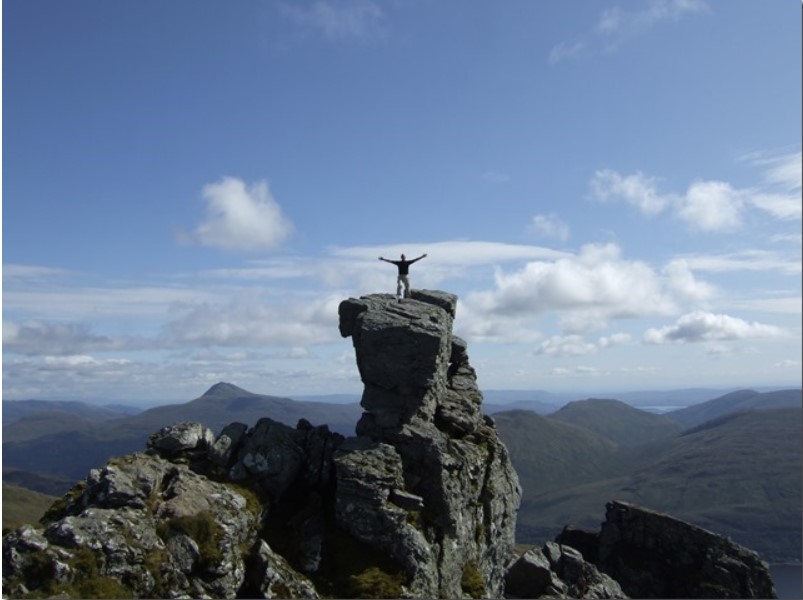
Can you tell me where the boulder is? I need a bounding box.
[505,543,627,599]
[147,421,214,458]
[563,500,779,599]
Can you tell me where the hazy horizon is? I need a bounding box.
[3,382,799,409]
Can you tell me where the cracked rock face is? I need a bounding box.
[337,290,522,598]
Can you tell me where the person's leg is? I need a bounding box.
[401,275,411,298]
[397,275,403,297]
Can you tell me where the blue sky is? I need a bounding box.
[3,0,801,404]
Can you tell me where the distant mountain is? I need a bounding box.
[2,382,362,492]
[665,388,802,428]
[482,390,574,414]
[499,406,801,563]
[119,382,362,436]
[550,398,683,446]
[2,399,142,427]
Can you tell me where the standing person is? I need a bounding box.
[379,253,427,299]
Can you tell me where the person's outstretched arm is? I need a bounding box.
[410,253,428,263]
[378,256,392,263]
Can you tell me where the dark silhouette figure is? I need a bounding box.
[379,253,427,298]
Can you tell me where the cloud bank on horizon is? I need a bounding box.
[3,0,801,403]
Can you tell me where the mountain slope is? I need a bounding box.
[665,388,802,428]
[493,410,622,494]
[511,407,802,562]
[550,398,683,446]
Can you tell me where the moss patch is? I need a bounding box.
[348,566,405,599]
[156,511,224,570]
[461,560,486,599]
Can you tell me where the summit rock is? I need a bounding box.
[336,291,522,597]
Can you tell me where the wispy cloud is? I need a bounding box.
[743,149,802,220]
[280,0,385,42]
[529,213,570,242]
[547,40,586,66]
[590,170,671,215]
[595,0,709,38]
[678,249,802,276]
[549,0,709,64]
[3,321,129,356]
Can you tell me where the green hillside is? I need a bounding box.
[2,483,57,532]
[550,398,683,446]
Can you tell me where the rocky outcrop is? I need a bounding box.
[336,290,522,598]
[555,501,777,599]
[3,290,521,599]
[3,452,268,598]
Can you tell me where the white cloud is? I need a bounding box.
[644,311,788,344]
[662,259,717,301]
[280,0,384,41]
[467,243,676,326]
[529,213,570,242]
[194,177,293,251]
[676,180,744,231]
